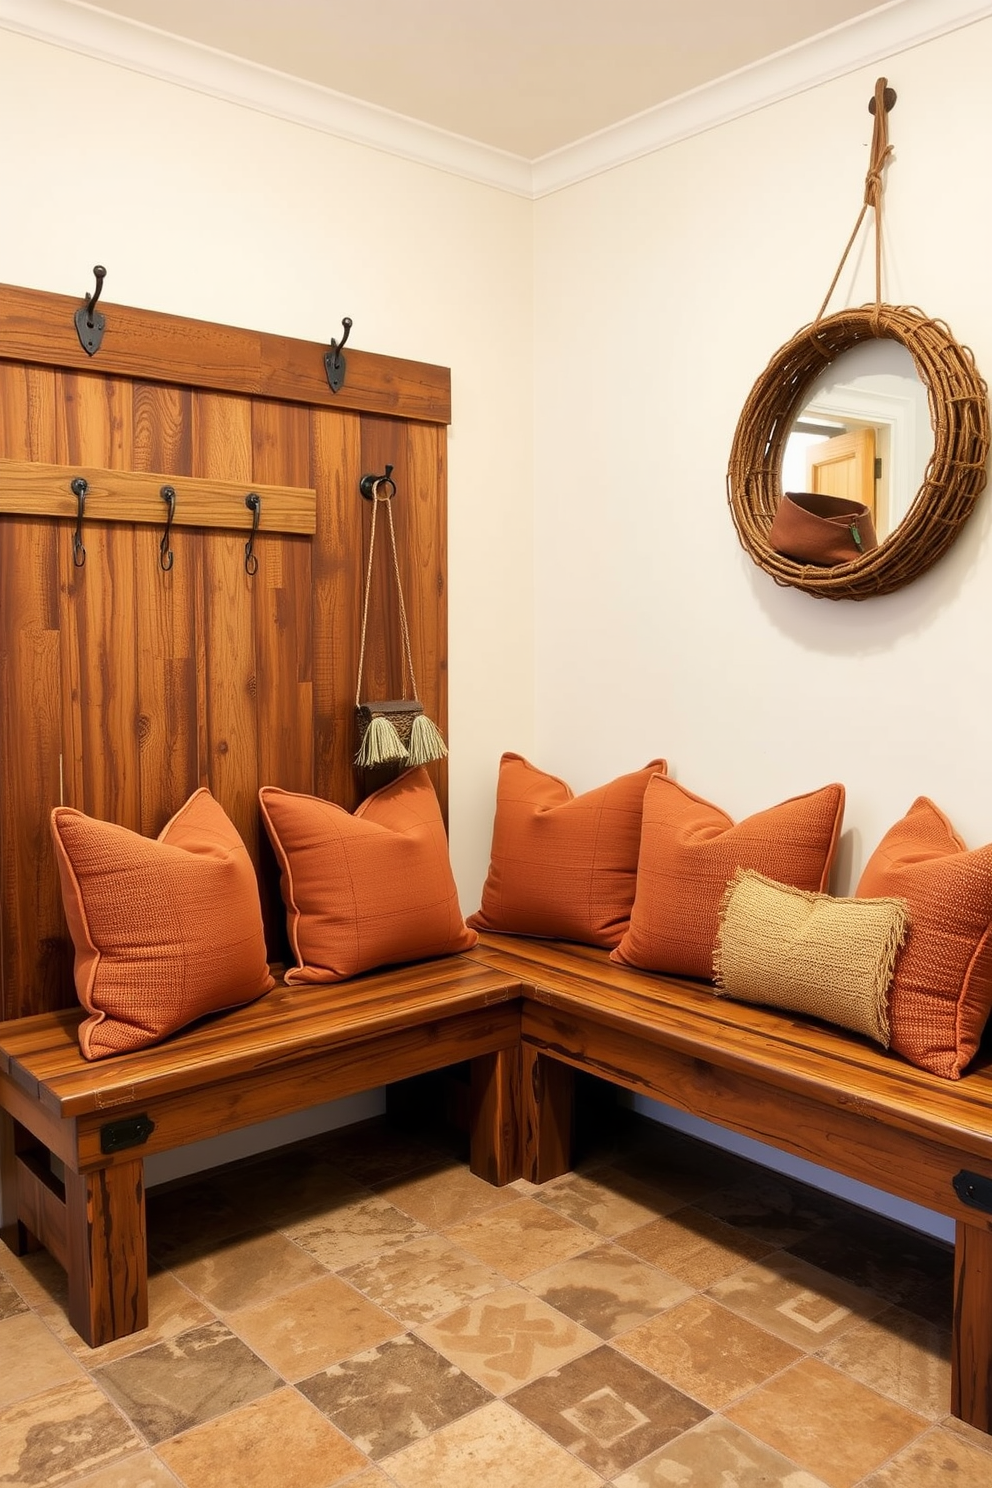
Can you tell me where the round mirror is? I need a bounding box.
[782,342,930,541]
[728,305,990,600]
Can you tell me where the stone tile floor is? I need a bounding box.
[1,1113,990,1488]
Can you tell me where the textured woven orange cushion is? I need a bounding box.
[51,790,274,1061]
[856,797,992,1078]
[612,775,845,979]
[259,768,476,984]
[466,753,668,948]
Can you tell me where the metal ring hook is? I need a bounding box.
[159,485,176,572]
[244,492,261,576]
[359,464,396,500]
[70,476,87,568]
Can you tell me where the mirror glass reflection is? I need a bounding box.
[781,341,931,540]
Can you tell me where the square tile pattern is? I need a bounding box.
[0,1113,985,1488]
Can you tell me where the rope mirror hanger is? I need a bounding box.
[727,78,989,601]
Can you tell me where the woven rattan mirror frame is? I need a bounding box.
[727,303,990,600]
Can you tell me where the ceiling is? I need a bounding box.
[76,0,895,159]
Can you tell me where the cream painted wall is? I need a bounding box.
[533,20,992,888]
[0,27,535,907]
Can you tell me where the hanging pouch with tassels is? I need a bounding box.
[354,475,448,770]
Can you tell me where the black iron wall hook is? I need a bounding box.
[244,493,261,576]
[74,266,107,357]
[70,477,87,567]
[159,485,176,571]
[324,316,353,394]
[359,464,395,500]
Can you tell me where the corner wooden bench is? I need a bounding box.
[4,932,992,1437]
[469,933,992,1436]
[0,955,523,1348]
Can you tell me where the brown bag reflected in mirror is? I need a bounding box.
[768,491,879,567]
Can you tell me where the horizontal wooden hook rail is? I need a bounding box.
[0,459,317,536]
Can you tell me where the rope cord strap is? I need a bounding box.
[354,477,447,769]
[815,76,894,328]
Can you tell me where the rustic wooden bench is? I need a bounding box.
[470,933,992,1436]
[0,954,522,1348]
[4,929,992,1437]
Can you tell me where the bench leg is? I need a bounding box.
[952,1219,992,1432]
[521,1043,574,1185]
[65,1161,148,1348]
[470,1048,521,1186]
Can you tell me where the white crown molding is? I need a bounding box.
[0,0,534,197]
[532,0,992,196]
[1,0,991,200]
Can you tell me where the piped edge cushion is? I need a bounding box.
[259,767,477,983]
[51,789,274,1060]
[467,753,668,948]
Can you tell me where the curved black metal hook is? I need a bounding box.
[74,267,107,356]
[70,476,87,568]
[359,464,395,500]
[324,316,353,394]
[244,492,261,576]
[159,485,176,572]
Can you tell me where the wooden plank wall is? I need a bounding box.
[0,285,450,1018]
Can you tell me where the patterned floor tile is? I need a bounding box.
[145,1181,258,1266]
[697,1173,844,1248]
[530,1168,684,1238]
[523,1243,693,1338]
[94,1321,280,1446]
[619,1205,775,1287]
[0,1378,141,1486]
[817,1304,951,1419]
[298,1333,491,1459]
[168,1229,328,1313]
[286,1194,428,1272]
[315,1121,449,1187]
[858,1425,992,1487]
[381,1398,602,1487]
[613,1294,801,1409]
[708,1250,886,1350]
[611,1414,831,1487]
[376,1162,522,1229]
[0,1311,86,1404]
[443,1197,596,1280]
[156,1385,368,1488]
[338,1234,503,1326]
[507,1343,709,1477]
[725,1357,928,1488]
[225,1273,402,1380]
[213,1148,368,1229]
[787,1213,954,1328]
[62,1272,215,1369]
[418,1285,599,1395]
[59,1450,181,1486]
[0,1277,28,1323]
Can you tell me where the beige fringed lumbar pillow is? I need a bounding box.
[713,869,909,1046]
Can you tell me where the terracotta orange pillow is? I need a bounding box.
[51,790,274,1061]
[466,753,668,948]
[857,797,992,1078]
[612,775,845,979]
[259,768,476,984]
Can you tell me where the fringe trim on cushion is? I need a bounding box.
[406,712,448,766]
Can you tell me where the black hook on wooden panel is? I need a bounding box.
[70,476,87,567]
[159,485,176,571]
[74,266,107,357]
[359,464,395,500]
[244,492,261,576]
[324,316,353,394]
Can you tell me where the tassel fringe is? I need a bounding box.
[355,714,408,768]
[406,712,448,766]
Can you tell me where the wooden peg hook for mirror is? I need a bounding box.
[869,86,896,115]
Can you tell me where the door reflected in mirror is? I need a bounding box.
[781,341,931,539]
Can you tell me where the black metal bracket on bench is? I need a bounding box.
[953,1170,992,1216]
[100,1114,156,1155]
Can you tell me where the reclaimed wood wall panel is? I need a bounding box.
[0,285,450,1019]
